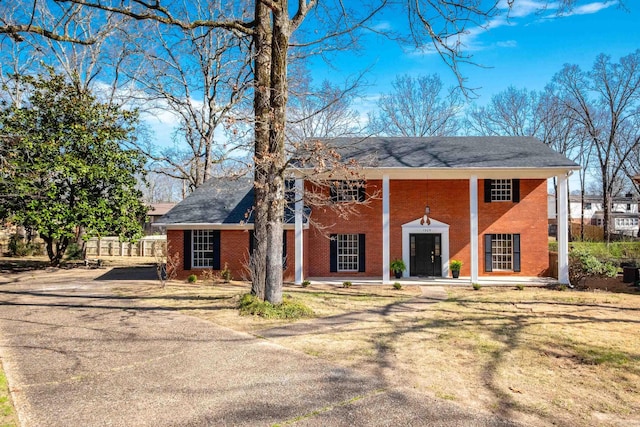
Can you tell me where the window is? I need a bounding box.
[337,234,359,271]
[491,234,513,270]
[331,181,365,203]
[484,234,520,272]
[192,230,216,268]
[330,233,365,273]
[484,179,520,203]
[627,203,632,211]
[491,179,512,201]
[585,203,592,210]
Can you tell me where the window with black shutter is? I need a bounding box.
[484,233,521,272]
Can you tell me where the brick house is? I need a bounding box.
[157,137,578,284]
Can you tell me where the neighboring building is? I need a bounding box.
[568,194,639,237]
[145,203,176,235]
[157,137,579,284]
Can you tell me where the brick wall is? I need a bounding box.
[167,177,550,281]
[167,228,296,282]
[306,178,549,278]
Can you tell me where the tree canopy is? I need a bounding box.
[0,70,147,265]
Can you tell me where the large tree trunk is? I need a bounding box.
[251,0,272,301]
[264,3,290,305]
[42,234,69,266]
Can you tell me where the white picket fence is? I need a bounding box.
[85,236,166,257]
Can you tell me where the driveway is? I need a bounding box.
[0,268,519,426]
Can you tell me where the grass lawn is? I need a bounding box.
[121,280,640,427]
[0,361,17,427]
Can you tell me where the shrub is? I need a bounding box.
[220,262,232,282]
[472,283,481,291]
[200,269,216,285]
[515,284,525,291]
[450,259,463,272]
[569,247,618,286]
[187,274,198,284]
[557,284,567,291]
[301,280,311,288]
[8,235,30,256]
[393,282,402,290]
[238,293,314,319]
[342,281,352,288]
[65,242,84,260]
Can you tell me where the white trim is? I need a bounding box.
[401,218,450,278]
[470,176,479,283]
[382,175,390,284]
[295,178,304,284]
[557,174,570,284]
[292,167,579,180]
[161,223,306,230]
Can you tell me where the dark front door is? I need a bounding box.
[410,234,442,277]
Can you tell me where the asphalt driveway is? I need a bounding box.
[0,268,519,426]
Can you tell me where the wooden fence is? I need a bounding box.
[85,236,166,258]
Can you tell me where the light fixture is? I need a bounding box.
[421,205,431,225]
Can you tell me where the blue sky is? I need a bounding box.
[307,0,639,110]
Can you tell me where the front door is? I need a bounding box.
[410,234,442,277]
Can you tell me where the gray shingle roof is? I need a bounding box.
[316,136,579,169]
[157,177,302,226]
[160,137,579,225]
[157,177,254,225]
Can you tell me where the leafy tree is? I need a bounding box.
[0,70,147,265]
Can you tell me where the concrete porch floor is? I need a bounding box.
[305,276,559,287]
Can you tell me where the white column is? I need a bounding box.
[382,175,390,284]
[557,174,570,284]
[294,178,304,285]
[470,176,479,283]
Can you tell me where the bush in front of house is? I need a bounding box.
[569,247,618,287]
[187,274,198,284]
[238,293,314,319]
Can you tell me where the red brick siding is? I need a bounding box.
[166,178,550,281]
[167,228,297,282]
[306,178,549,278]
[479,179,549,277]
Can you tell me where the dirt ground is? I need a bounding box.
[1,259,639,427]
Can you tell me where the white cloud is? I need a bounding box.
[496,40,518,48]
[558,1,618,17]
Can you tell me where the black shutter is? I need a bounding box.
[212,230,221,270]
[484,179,492,203]
[330,234,338,272]
[358,181,366,202]
[249,230,255,254]
[358,234,366,272]
[513,234,521,272]
[484,234,493,272]
[183,230,192,271]
[329,183,338,202]
[282,231,288,269]
[512,179,520,203]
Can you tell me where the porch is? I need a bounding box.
[303,276,559,287]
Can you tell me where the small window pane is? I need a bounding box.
[491,179,512,202]
[337,234,359,272]
[336,181,360,202]
[491,234,513,271]
[193,230,215,268]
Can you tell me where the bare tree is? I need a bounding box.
[369,73,462,136]
[552,50,640,240]
[287,73,364,143]
[466,86,542,137]
[2,0,588,304]
[120,10,253,193]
